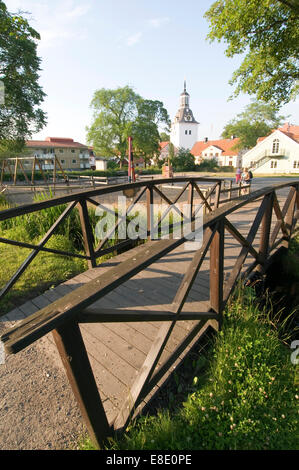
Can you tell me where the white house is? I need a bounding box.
[95,157,108,171]
[170,81,199,150]
[191,137,242,168]
[242,123,299,174]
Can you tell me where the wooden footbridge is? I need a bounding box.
[0,177,298,448]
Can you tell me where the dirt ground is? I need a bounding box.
[0,322,86,450]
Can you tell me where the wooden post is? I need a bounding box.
[283,186,297,248]
[31,157,36,185]
[228,180,232,201]
[52,321,111,449]
[188,181,194,220]
[13,158,18,185]
[78,199,97,268]
[209,220,224,328]
[146,185,154,240]
[214,181,221,209]
[256,192,274,273]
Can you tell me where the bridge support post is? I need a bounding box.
[78,199,97,268]
[146,186,154,240]
[52,321,111,449]
[209,220,224,328]
[257,193,274,274]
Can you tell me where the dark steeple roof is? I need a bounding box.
[174,80,198,124]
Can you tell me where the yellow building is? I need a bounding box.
[25,137,91,170]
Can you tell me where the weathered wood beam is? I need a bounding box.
[78,306,218,323]
[52,321,111,449]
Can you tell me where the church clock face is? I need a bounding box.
[185,114,192,121]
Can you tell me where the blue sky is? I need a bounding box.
[5,0,299,145]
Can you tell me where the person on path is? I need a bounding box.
[235,167,241,184]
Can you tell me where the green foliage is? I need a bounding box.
[0,1,46,142]
[86,86,169,167]
[159,132,170,142]
[196,158,219,171]
[0,233,87,314]
[204,0,299,104]
[222,100,288,149]
[171,148,196,171]
[106,159,119,170]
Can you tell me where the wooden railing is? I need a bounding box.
[0,177,232,301]
[1,178,297,449]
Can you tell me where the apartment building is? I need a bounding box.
[25,137,91,170]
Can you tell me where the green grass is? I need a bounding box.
[82,285,298,451]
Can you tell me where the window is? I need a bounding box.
[72,159,76,164]
[270,160,277,168]
[185,130,188,135]
[272,139,279,154]
[189,130,191,135]
[229,161,233,166]
[59,149,64,153]
[71,149,75,153]
[61,160,65,164]
[293,161,299,168]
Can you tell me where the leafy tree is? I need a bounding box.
[221,100,287,149]
[204,0,299,104]
[87,86,169,168]
[171,148,195,171]
[159,132,170,142]
[87,86,138,167]
[0,1,46,154]
[132,99,170,167]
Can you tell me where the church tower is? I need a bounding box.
[170,81,199,150]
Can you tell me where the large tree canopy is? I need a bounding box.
[221,100,287,149]
[204,0,299,104]
[86,86,170,166]
[0,1,46,152]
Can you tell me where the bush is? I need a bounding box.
[196,158,219,171]
[171,148,196,171]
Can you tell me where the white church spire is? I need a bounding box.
[170,81,199,150]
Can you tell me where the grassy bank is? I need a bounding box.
[0,192,87,314]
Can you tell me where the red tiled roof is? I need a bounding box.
[159,141,169,150]
[191,138,240,157]
[256,124,299,144]
[278,123,299,135]
[26,137,88,149]
[279,130,299,144]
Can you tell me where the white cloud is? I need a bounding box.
[38,29,75,48]
[66,4,91,18]
[126,32,142,47]
[148,17,170,29]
